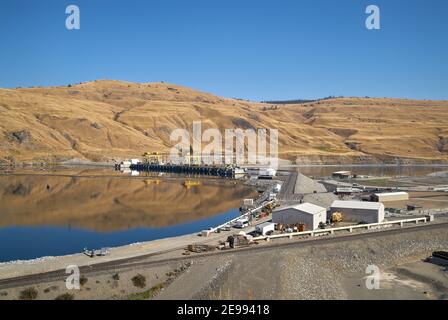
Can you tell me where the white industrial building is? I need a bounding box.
[331,171,353,179]
[373,191,409,202]
[272,203,326,230]
[259,168,277,179]
[330,200,385,224]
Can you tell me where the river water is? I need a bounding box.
[0,167,256,262]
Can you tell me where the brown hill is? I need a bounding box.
[1,80,448,164]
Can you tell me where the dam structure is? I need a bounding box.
[129,163,244,178]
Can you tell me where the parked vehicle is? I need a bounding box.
[274,183,282,193]
[235,218,250,228]
[255,222,276,236]
[267,193,277,201]
[83,247,109,258]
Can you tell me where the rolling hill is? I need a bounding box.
[1,80,448,165]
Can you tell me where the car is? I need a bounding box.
[235,218,249,228]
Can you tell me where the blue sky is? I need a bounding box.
[0,0,447,100]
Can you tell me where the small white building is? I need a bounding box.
[373,191,409,202]
[330,200,384,224]
[335,187,363,195]
[332,171,353,179]
[272,203,326,230]
[259,168,277,178]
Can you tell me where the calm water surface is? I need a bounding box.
[0,168,256,262]
[1,165,446,262]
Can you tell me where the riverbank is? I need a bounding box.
[0,231,218,280]
[1,221,447,300]
[0,170,277,278]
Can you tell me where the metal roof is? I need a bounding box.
[374,191,408,197]
[331,200,384,210]
[274,202,326,215]
[256,222,276,228]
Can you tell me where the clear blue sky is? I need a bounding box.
[0,0,447,100]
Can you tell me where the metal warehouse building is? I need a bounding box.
[330,200,385,224]
[331,171,353,179]
[272,203,326,230]
[373,191,409,202]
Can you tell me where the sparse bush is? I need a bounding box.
[19,287,38,300]
[436,137,447,153]
[131,274,146,288]
[44,285,58,293]
[55,293,74,300]
[80,276,88,286]
[128,283,164,300]
[112,273,120,281]
[0,291,8,296]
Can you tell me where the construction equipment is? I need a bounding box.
[183,180,201,189]
[331,212,343,223]
[187,244,215,253]
[143,152,163,164]
[144,179,161,185]
[227,233,253,248]
[265,202,275,211]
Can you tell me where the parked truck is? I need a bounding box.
[234,218,250,228]
[255,222,276,236]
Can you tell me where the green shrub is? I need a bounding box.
[128,283,164,300]
[112,273,120,281]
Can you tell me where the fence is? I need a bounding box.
[202,200,275,236]
[252,216,431,241]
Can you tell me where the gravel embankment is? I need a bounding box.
[279,228,448,299]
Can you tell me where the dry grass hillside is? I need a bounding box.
[1,80,448,164]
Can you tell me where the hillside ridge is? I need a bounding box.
[1,80,448,165]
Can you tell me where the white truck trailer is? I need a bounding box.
[255,222,276,236]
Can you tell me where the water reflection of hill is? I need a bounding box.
[0,174,256,232]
